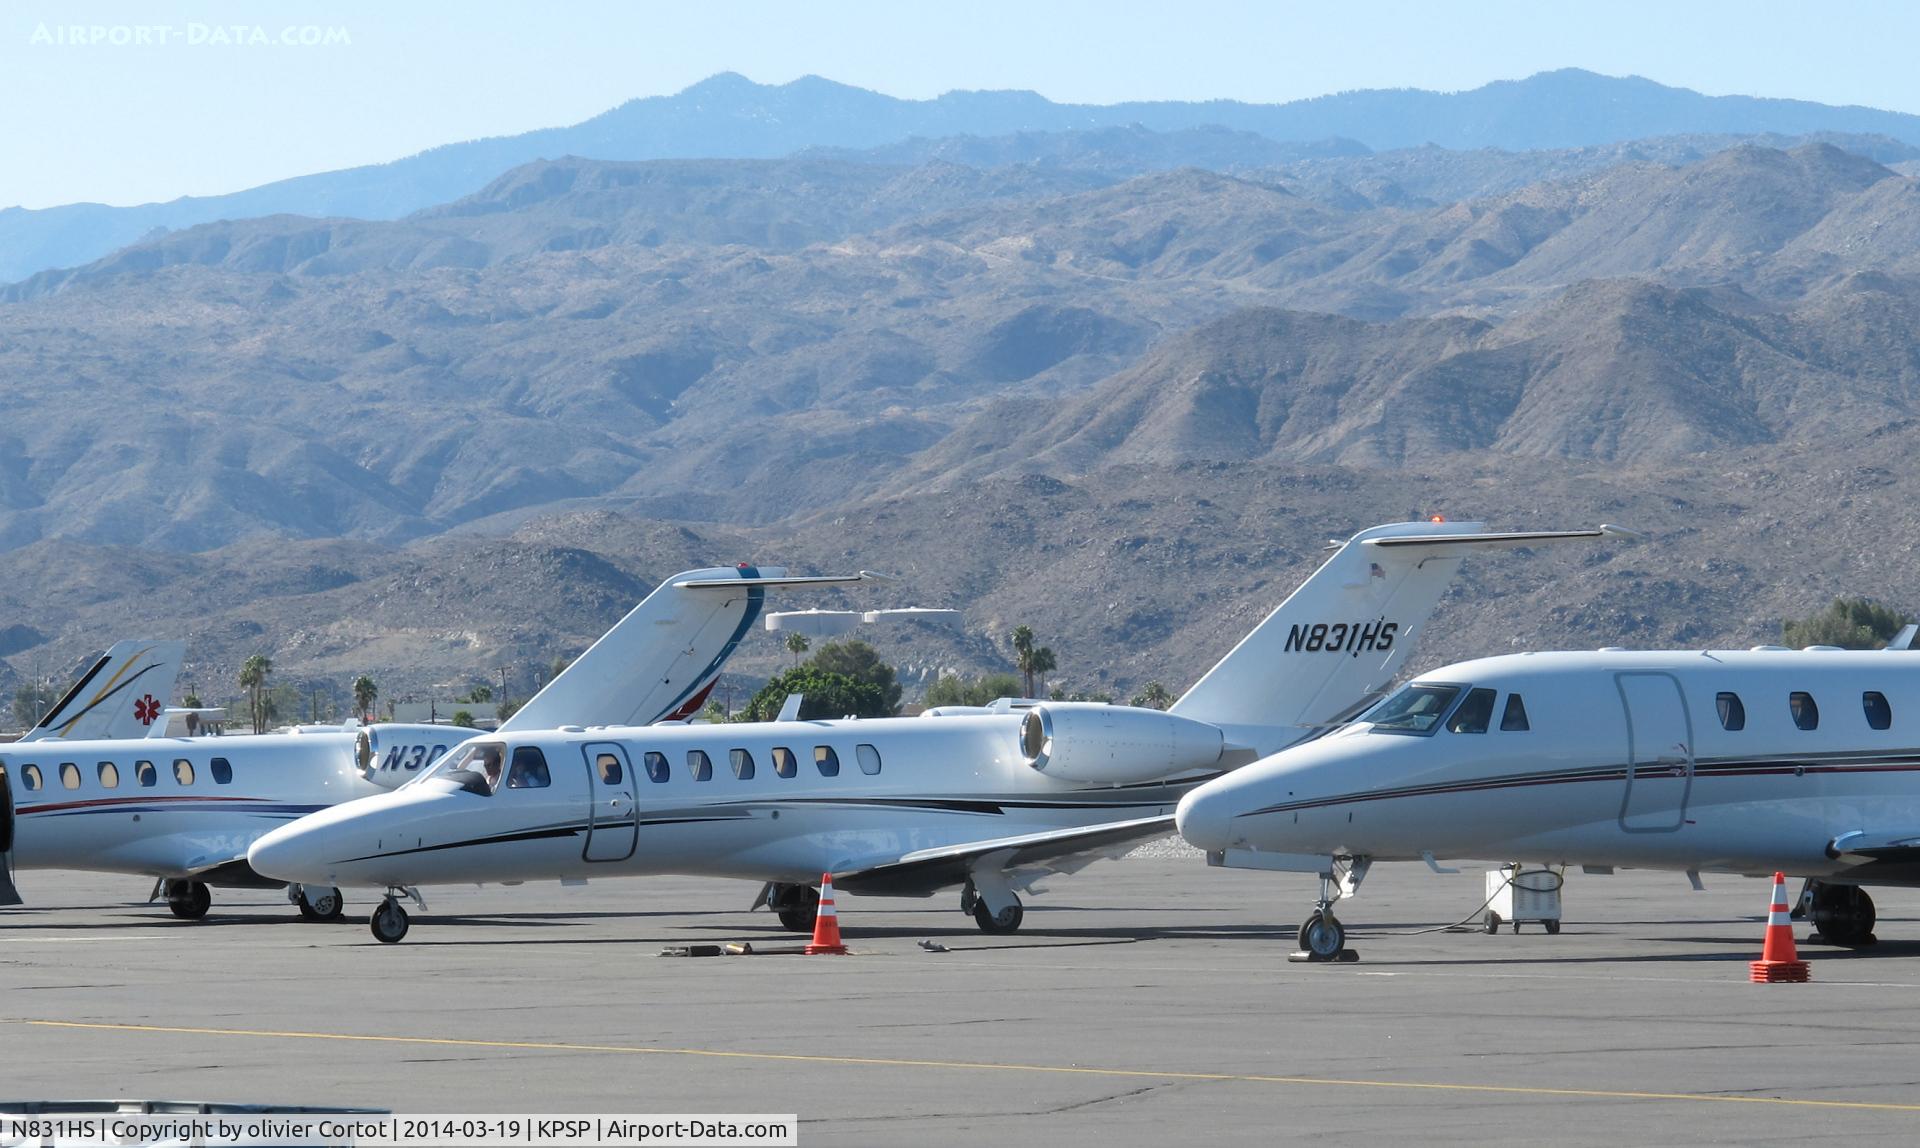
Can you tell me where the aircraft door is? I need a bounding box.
[582,743,638,862]
[1616,672,1693,833]
[0,763,20,906]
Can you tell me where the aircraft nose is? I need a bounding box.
[1175,785,1236,851]
[248,819,333,886]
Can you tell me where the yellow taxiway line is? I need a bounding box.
[23,1019,1920,1113]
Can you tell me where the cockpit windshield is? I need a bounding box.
[426,741,507,794]
[1358,683,1465,735]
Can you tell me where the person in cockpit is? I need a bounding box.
[477,745,505,792]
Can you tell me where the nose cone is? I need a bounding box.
[1175,783,1237,851]
[248,817,335,886]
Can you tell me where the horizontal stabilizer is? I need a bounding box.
[675,571,889,589]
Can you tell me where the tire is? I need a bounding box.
[959,885,979,916]
[775,886,820,933]
[1483,912,1501,935]
[1544,919,1561,935]
[297,885,345,922]
[167,881,211,921]
[972,899,1023,934]
[1813,886,1876,946]
[1302,911,1346,960]
[370,900,410,944]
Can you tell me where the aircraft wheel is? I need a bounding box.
[1299,910,1346,960]
[370,899,410,944]
[1812,885,1876,946]
[972,896,1023,934]
[166,880,211,920]
[297,885,345,922]
[776,886,820,933]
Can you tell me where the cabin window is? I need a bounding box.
[1716,692,1745,731]
[1360,683,1463,735]
[135,760,157,787]
[730,748,755,780]
[596,753,624,785]
[21,764,42,791]
[814,745,840,777]
[173,759,194,785]
[1446,688,1498,734]
[507,746,551,788]
[856,744,882,775]
[97,762,119,788]
[687,750,712,782]
[59,762,81,790]
[771,747,798,778]
[1499,694,1530,732]
[643,751,670,784]
[1864,692,1893,731]
[210,757,233,785]
[1789,692,1819,731]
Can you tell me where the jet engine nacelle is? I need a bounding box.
[1019,703,1224,785]
[355,724,473,789]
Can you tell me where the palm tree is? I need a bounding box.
[785,631,811,667]
[352,675,378,723]
[238,655,273,734]
[467,684,493,704]
[1030,645,1057,699]
[1011,625,1037,698]
[1130,680,1174,710]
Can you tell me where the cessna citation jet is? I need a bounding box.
[247,520,1623,943]
[16,640,186,742]
[0,567,867,918]
[1176,638,1920,960]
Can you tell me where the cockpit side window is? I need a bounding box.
[1499,694,1530,732]
[437,742,508,793]
[1716,692,1745,731]
[507,746,551,789]
[1360,684,1464,736]
[1446,688,1498,734]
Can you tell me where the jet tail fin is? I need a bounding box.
[18,640,186,742]
[498,567,878,733]
[1169,523,1626,755]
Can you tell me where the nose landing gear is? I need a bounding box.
[370,886,427,944]
[1288,857,1367,963]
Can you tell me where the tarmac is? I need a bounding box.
[5,858,1920,1146]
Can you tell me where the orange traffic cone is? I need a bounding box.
[805,873,848,955]
[1750,872,1810,983]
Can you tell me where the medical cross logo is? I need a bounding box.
[134,694,161,726]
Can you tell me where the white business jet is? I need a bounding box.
[1176,635,1920,959]
[248,520,1617,943]
[0,566,865,918]
[15,640,186,742]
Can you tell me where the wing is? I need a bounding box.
[834,815,1175,897]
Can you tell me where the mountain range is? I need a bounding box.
[11,68,1920,283]
[6,73,1920,711]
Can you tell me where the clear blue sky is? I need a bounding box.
[3,0,1917,209]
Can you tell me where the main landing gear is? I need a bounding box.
[1804,880,1876,947]
[163,879,211,920]
[1290,858,1368,963]
[961,874,1024,934]
[769,884,820,933]
[370,886,426,944]
[291,884,345,922]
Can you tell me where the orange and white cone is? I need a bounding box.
[805,872,848,955]
[1750,872,1810,983]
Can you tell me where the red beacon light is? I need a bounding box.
[1428,514,1447,524]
